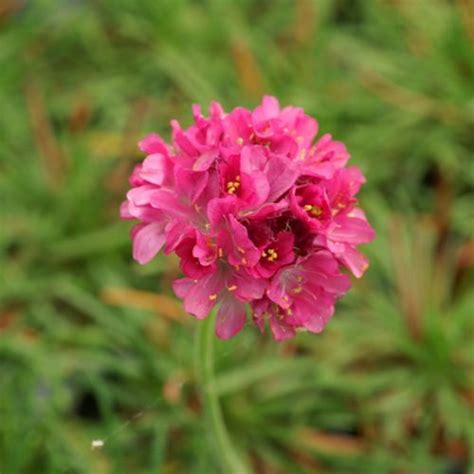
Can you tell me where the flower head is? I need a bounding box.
[121,96,375,341]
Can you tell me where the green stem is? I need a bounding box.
[196,314,250,474]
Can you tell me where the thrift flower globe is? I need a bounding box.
[121,96,375,341]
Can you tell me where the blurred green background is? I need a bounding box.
[1,0,473,473]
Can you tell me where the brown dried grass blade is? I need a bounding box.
[231,40,265,100]
[24,81,67,189]
[296,428,365,457]
[101,287,188,324]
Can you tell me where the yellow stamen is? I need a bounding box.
[227,285,237,291]
[265,248,278,262]
[209,294,218,301]
[293,287,303,294]
[303,204,322,217]
[236,137,244,145]
[226,176,241,194]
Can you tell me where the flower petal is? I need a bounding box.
[132,222,166,264]
[173,272,223,320]
[266,156,299,201]
[138,133,169,155]
[215,296,247,339]
[269,317,295,341]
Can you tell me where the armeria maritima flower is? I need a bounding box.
[121,96,375,341]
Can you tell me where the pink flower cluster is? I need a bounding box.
[121,96,375,341]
